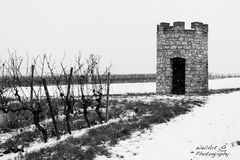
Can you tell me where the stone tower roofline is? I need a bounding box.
[157,21,208,34]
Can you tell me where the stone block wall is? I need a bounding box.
[156,21,208,95]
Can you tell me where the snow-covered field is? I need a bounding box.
[96,78,240,160]
[110,77,240,94]
[209,77,240,90]
[5,77,240,97]
[1,77,240,160]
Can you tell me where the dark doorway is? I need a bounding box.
[171,57,185,94]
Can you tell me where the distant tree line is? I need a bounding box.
[0,72,238,87]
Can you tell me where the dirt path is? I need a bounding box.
[96,91,240,160]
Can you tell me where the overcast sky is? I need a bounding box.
[0,0,239,74]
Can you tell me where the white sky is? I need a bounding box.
[0,0,240,74]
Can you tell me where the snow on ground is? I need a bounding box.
[0,115,66,145]
[4,77,240,97]
[1,78,240,160]
[0,118,121,160]
[109,83,156,95]
[110,94,205,106]
[0,125,36,144]
[96,79,240,160]
[110,77,240,95]
[209,77,240,90]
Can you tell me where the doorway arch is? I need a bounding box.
[171,57,186,94]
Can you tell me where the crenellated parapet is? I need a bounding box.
[191,22,208,33]
[157,21,208,35]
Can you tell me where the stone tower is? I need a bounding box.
[156,21,208,95]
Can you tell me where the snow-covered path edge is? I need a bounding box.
[96,91,240,160]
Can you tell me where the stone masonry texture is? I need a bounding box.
[156,21,208,95]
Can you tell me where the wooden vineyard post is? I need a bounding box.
[42,78,60,140]
[30,65,34,107]
[65,67,73,134]
[106,72,110,122]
